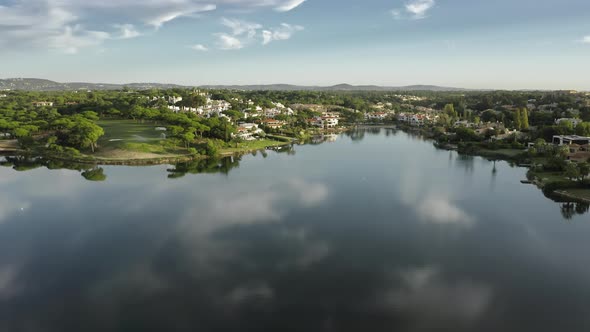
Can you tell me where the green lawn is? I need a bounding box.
[96,120,186,158]
[561,189,590,201]
[95,120,288,159]
[97,120,166,149]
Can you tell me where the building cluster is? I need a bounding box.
[164,95,232,118]
[396,113,438,126]
[392,95,426,102]
[307,112,340,129]
[235,123,265,141]
[365,111,394,121]
[372,102,393,110]
[241,103,295,119]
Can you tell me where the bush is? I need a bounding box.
[206,141,219,157]
[63,147,81,157]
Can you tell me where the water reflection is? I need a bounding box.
[559,201,590,220]
[167,156,242,178]
[81,167,107,181]
[0,128,589,331]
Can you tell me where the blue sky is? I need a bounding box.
[1,0,589,89]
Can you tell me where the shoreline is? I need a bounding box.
[393,125,590,204]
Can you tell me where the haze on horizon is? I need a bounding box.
[1,0,589,90]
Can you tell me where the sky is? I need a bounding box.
[0,0,589,90]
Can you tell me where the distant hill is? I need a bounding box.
[0,78,186,91]
[199,83,467,92]
[0,78,466,92]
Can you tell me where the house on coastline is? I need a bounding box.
[552,135,590,162]
[365,112,391,121]
[235,123,264,141]
[32,101,53,107]
[262,119,287,129]
[308,115,339,129]
[552,135,590,146]
[397,113,437,126]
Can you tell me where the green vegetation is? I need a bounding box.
[219,139,288,155]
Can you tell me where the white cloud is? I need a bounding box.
[581,36,590,44]
[114,24,141,39]
[215,33,244,50]
[0,0,308,52]
[392,0,436,20]
[146,4,216,29]
[406,0,435,19]
[262,23,304,45]
[48,25,111,54]
[221,18,263,38]
[215,19,303,50]
[191,44,209,51]
[274,0,307,12]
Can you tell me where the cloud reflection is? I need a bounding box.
[417,197,474,226]
[382,266,492,327]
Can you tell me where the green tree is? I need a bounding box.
[443,104,458,119]
[564,162,581,181]
[575,122,590,136]
[68,120,104,153]
[520,108,529,130]
[181,132,195,149]
[578,162,590,181]
[514,109,522,130]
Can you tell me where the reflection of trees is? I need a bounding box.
[167,156,242,178]
[274,145,296,155]
[346,128,365,142]
[81,167,107,181]
[456,154,474,174]
[560,202,590,220]
[0,156,43,171]
[0,155,109,181]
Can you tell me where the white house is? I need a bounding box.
[32,101,53,107]
[552,135,590,146]
[168,96,183,105]
[365,112,390,121]
[236,123,264,140]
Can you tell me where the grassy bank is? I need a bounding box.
[21,120,293,165]
[527,169,590,202]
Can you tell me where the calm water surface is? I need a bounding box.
[0,129,589,332]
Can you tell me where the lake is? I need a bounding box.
[0,128,589,331]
